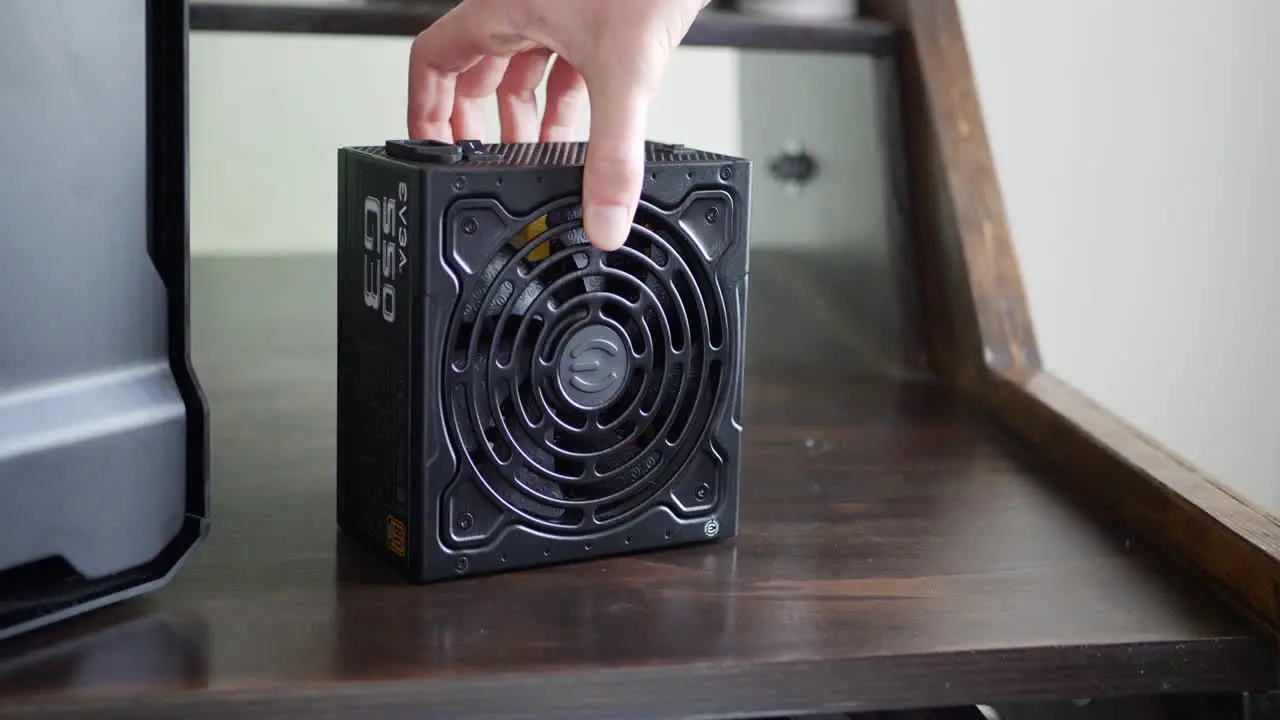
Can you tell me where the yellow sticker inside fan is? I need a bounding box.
[513,214,552,262]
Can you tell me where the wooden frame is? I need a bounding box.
[189,2,900,52]
[862,0,1280,636]
[4,3,1280,718]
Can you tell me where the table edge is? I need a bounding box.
[3,638,1274,719]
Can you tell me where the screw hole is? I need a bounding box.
[584,543,592,551]
[457,512,475,530]
[496,177,504,186]
[687,171,694,179]
[664,530,673,539]
[536,175,543,184]
[649,172,657,181]
[625,537,632,545]
[543,548,551,557]
[500,553,508,563]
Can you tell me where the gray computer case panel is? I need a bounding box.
[0,0,209,641]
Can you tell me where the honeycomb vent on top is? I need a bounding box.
[475,142,732,167]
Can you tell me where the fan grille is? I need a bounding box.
[444,200,728,534]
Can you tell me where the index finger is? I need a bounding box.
[407,0,530,140]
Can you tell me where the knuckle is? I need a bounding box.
[499,86,538,107]
[546,87,584,114]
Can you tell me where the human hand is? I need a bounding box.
[407,0,710,251]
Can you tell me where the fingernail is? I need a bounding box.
[585,204,631,251]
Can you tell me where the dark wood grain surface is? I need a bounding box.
[189,0,901,54]
[0,253,1272,719]
[861,0,1280,638]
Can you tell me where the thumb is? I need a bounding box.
[580,73,655,252]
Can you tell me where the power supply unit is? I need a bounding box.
[336,139,751,581]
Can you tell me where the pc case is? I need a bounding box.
[0,0,209,640]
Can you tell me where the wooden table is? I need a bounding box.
[0,253,1271,719]
[4,3,1279,718]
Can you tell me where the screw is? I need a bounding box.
[461,216,478,235]
[454,557,469,573]
[703,207,719,225]
[457,512,474,530]
[453,176,467,191]
[694,483,710,501]
[719,166,733,181]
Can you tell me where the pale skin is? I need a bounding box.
[407,0,713,252]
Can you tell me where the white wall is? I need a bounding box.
[958,0,1280,512]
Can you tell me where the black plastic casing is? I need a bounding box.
[336,141,751,581]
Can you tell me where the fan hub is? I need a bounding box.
[555,323,630,411]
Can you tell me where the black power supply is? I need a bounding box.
[336,139,750,581]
